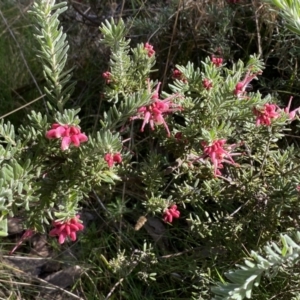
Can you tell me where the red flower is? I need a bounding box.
[175,132,183,141]
[163,205,180,223]
[113,152,122,163]
[144,43,155,57]
[172,69,187,83]
[131,80,182,137]
[49,215,84,244]
[202,139,240,176]
[253,103,280,126]
[211,56,223,67]
[172,69,182,79]
[104,152,122,168]
[203,78,213,90]
[46,123,88,151]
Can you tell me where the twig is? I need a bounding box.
[0,94,46,120]
[2,260,83,300]
[159,246,226,259]
[228,199,250,217]
[254,1,263,58]
[161,0,182,90]
[69,0,100,26]
[104,278,124,300]
[92,189,110,214]
[119,0,126,21]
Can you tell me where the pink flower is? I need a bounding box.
[104,152,122,168]
[9,229,35,255]
[144,43,155,57]
[46,124,88,151]
[46,123,67,138]
[211,56,223,67]
[131,80,182,137]
[284,96,300,120]
[296,185,300,192]
[234,70,261,98]
[203,78,212,90]
[102,71,112,84]
[253,103,280,126]
[49,215,84,244]
[163,205,180,223]
[104,153,114,168]
[202,139,240,176]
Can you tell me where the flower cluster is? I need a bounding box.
[203,78,213,90]
[49,215,84,244]
[144,43,155,57]
[253,96,300,126]
[131,80,182,137]
[172,69,187,83]
[202,139,239,176]
[46,123,88,151]
[253,103,280,126]
[211,56,223,67]
[104,152,122,168]
[102,71,112,84]
[163,205,180,223]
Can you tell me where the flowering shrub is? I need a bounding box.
[3,1,300,299]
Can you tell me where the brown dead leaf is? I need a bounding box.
[143,216,169,252]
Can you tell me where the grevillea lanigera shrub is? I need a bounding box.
[2,0,300,299]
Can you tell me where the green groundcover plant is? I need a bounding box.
[2,0,300,299]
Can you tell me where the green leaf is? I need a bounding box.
[0,218,8,237]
